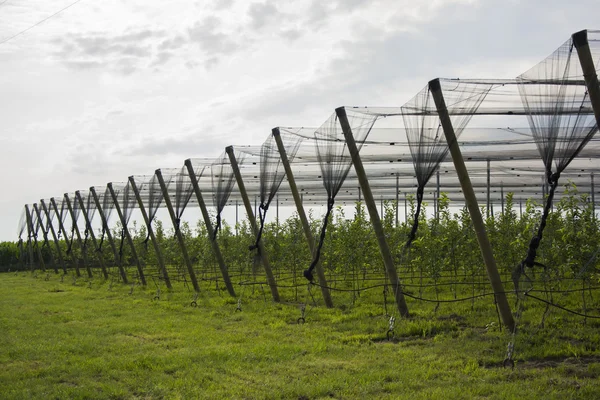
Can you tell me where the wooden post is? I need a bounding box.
[40,199,67,274]
[336,107,410,317]
[76,191,109,280]
[64,194,92,278]
[429,78,514,331]
[226,146,280,302]
[128,177,172,289]
[573,29,600,223]
[106,183,147,286]
[33,203,57,273]
[272,128,333,307]
[50,197,81,277]
[155,169,200,293]
[89,187,129,284]
[592,173,596,219]
[24,205,43,272]
[395,175,399,227]
[487,159,491,218]
[184,159,236,297]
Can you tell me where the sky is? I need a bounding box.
[1,0,599,241]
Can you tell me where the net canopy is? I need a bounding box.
[164,165,203,233]
[304,110,379,281]
[399,80,494,247]
[513,32,600,285]
[210,151,239,240]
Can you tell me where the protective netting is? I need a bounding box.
[66,193,82,255]
[97,186,115,251]
[136,174,164,245]
[211,152,238,240]
[513,34,600,285]
[168,165,202,233]
[242,134,302,252]
[401,80,494,247]
[80,191,97,251]
[304,110,379,282]
[118,182,136,259]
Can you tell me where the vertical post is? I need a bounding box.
[380,196,384,219]
[404,197,407,223]
[487,159,491,218]
[64,194,92,278]
[90,187,129,284]
[592,173,596,219]
[33,203,57,273]
[358,186,362,203]
[226,146,280,302]
[429,78,514,330]
[395,175,399,227]
[519,199,523,218]
[272,128,333,307]
[50,197,81,276]
[276,194,279,226]
[128,178,171,289]
[75,191,109,280]
[235,200,239,235]
[500,183,505,215]
[436,170,440,221]
[24,205,40,272]
[184,160,236,297]
[107,183,147,286]
[336,107,409,317]
[40,200,66,274]
[155,169,200,293]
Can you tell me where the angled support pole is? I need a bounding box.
[155,169,200,293]
[24,205,41,272]
[33,203,58,273]
[89,187,129,284]
[573,30,600,142]
[429,78,514,331]
[40,199,66,274]
[336,107,409,317]
[107,183,147,286]
[64,193,92,278]
[272,128,332,307]
[226,146,280,302]
[128,177,172,289]
[50,197,81,277]
[184,160,235,297]
[75,191,109,280]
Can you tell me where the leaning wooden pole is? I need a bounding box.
[64,194,92,278]
[336,107,409,317]
[50,197,81,277]
[271,128,333,307]
[184,159,236,297]
[106,183,147,286]
[24,205,41,272]
[155,169,200,293]
[226,146,280,302]
[89,187,129,284]
[40,199,67,274]
[75,191,109,280]
[573,30,600,145]
[127,177,172,289]
[33,203,58,274]
[429,78,514,331]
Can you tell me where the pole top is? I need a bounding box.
[225,145,234,154]
[271,127,280,136]
[428,78,441,92]
[572,29,588,48]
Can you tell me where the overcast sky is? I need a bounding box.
[0,0,598,241]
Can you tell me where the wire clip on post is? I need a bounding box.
[191,293,199,307]
[387,315,396,340]
[297,304,306,324]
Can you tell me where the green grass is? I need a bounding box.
[1,272,599,399]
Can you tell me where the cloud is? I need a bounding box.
[53,28,170,74]
[247,2,281,30]
[187,16,243,67]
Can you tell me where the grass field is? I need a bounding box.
[1,272,600,399]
